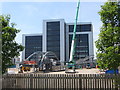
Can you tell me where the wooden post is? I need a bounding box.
[30,74,33,89]
[79,74,82,89]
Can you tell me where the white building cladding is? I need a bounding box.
[43,19,66,63]
[22,34,42,60]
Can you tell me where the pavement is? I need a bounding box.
[38,68,101,74]
[16,68,102,74]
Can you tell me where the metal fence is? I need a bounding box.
[2,74,120,90]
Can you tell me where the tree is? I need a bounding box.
[1,15,24,74]
[95,1,120,71]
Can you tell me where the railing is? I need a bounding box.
[2,74,120,90]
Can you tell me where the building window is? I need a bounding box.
[69,24,91,32]
[69,34,89,60]
[46,21,60,59]
[25,36,42,59]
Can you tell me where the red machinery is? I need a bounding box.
[19,60,37,72]
[23,61,37,65]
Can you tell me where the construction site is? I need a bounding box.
[8,0,97,74]
[8,50,97,74]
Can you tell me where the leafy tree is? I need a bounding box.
[1,15,24,74]
[96,1,120,71]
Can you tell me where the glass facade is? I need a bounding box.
[25,36,42,59]
[46,21,60,59]
[69,34,89,60]
[69,24,91,32]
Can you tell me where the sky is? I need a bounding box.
[1,1,105,59]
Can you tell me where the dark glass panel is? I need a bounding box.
[69,34,89,60]
[46,21,60,59]
[25,36,42,59]
[69,24,91,32]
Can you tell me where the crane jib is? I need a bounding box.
[69,0,80,63]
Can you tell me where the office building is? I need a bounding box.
[22,34,42,60]
[43,19,66,63]
[66,22,94,62]
[22,19,94,63]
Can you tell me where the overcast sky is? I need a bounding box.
[1,2,105,59]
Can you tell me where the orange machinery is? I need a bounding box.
[21,60,37,71]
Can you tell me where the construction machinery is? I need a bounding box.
[65,0,80,73]
[20,51,65,73]
[19,60,37,73]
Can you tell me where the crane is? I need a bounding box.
[66,0,80,73]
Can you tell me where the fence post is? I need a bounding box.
[30,74,33,89]
[0,74,2,90]
[79,74,82,89]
